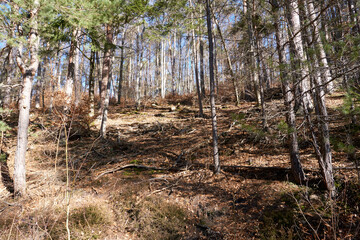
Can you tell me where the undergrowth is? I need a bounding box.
[260,181,360,240]
[112,183,190,240]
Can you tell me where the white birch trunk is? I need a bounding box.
[287,0,314,112]
[306,0,334,93]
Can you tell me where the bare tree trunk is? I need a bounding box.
[41,56,48,109]
[309,51,336,195]
[100,24,113,137]
[96,51,101,97]
[49,50,61,114]
[211,6,240,105]
[286,0,314,112]
[89,50,95,117]
[161,39,166,98]
[127,54,132,102]
[135,26,145,110]
[35,62,42,109]
[244,0,261,105]
[206,0,220,174]
[3,46,14,108]
[190,0,203,117]
[306,0,334,93]
[155,42,161,97]
[199,37,206,98]
[74,35,81,107]
[14,0,40,196]
[118,29,126,104]
[178,34,182,94]
[170,32,176,95]
[272,0,306,184]
[65,28,80,108]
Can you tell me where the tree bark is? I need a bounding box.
[100,24,113,137]
[3,46,14,108]
[272,0,306,184]
[65,28,80,108]
[199,37,206,98]
[14,0,40,196]
[117,28,126,104]
[35,62,42,109]
[74,35,81,107]
[89,49,95,117]
[286,0,314,112]
[161,39,166,98]
[306,0,334,93]
[210,6,240,105]
[190,0,204,117]
[206,0,220,174]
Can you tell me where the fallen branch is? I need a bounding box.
[95,163,358,180]
[95,164,167,179]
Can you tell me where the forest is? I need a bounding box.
[0,0,359,239]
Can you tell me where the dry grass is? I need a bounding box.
[0,93,359,239]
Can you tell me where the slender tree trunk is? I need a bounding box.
[178,34,182,94]
[49,50,61,114]
[272,0,306,184]
[14,0,40,196]
[206,0,220,174]
[3,46,14,108]
[41,56,47,109]
[89,50,95,117]
[155,42,161,96]
[310,51,336,195]
[35,62,42,109]
[190,0,203,117]
[199,37,206,98]
[286,0,314,112]
[100,24,113,137]
[211,6,240,105]
[135,26,144,110]
[171,32,176,95]
[96,51,101,97]
[161,39,166,98]
[74,35,81,107]
[127,54,132,102]
[118,29,126,104]
[306,0,334,93]
[245,0,261,105]
[65,28,80,108]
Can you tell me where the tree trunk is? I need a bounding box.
[161,39,166,98]
[306,0,334,93]
[89,49,95,117]
[286,0,314,112]
[74,36,81,107]
[199,37,206,98]
[96,51,101,97]
[245,0,261,105]
[35,62,42,109]
[206,0,220,174]
[171,32,176,95]
[49,50,61,114]
[272,0,306,184]
[211,6,240,105]
[100,24,113,137]
[41,56,47,109]
[190,0,203,117]
[65,28,80,108]
[3,46,14,108]
[14,0,40,196]
[117,29,126,104]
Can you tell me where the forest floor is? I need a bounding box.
[0,93,359,239]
